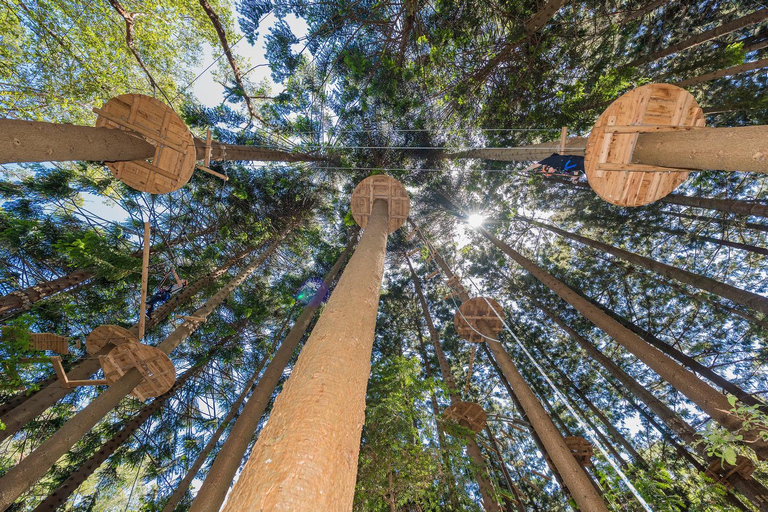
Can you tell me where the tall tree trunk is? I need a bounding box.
[589,299,767,412]
[0,246,257,441]
[407,257,500,512]
[662,211,768,235]
[675,58,768,87]
[478,226,768,460]
[484,426,526,512]
[193,138,327,163]
[220,200,391,511]
[547,176,768,219]
[186,229,358,512]
[0,225,217,320]
[30,329,241,512]
[626,9,768,68]
[533,301,768,511]
[448,137,586,161]
[0,232,289,509]
[408,221,608,511]
[520,216,768,316]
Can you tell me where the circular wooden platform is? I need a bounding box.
[585,83,705,206]
[453,297,504,343]
[350,175,410,233]
[95,94,196,194]
[100,343,176,401]
[442,401,487,433]
[86,325,139,355]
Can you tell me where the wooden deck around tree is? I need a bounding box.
[95,94,195,194]
[100,343,176,401]
[86,325,139,355]
[454,297,504,343]
[442,401,487,433]
[585,83,706,206]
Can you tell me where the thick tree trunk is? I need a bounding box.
[408,258,499,512]
[0,226,217,321]
[521,217,768,316]
[0,246,256,442]
[675,58,768,87]
[0,119,156,164]
[535,302,768,511]
[187,230,358,512]
[479,226,768,460]
[221,200,390,511]
[626,9,768,68]
[632,126,768,174]
[0,234,287,509]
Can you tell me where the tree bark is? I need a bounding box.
[534,302,768,511]
[675,58,768,87]
[479,226,768,461]
[188,230,358,512]
[221,200,390,511]
[407,258,500,512]
[0,234,287,509]
[193,138,326,163]
[520,216,768,316]
[0,246,255,442]
[632,126,768,174]
[626,8,768,68]
[0,119,156,164]
[448,137,586,162]
[662,211,768,234]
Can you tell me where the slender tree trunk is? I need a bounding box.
[187,230,358,512]
[662,211,768,235]
[484,426,525,512]
[588,297,767,411]
[0,119,156,164]
[675,58,768,87]
[547,176,768,219]
[622,0,673,22]
[520,216,768,316]
[194,138,327,163]
[534,302,768,511]
[0,246,256,442]
[626,8,768,68]
[0,226,217,320]
[407,220,576,505]
[0,233,288,509]
[448,137,586,162]
[221,200,391,511]
[479,226,768,460]
[409,225,607,511]
[407,258,500,512]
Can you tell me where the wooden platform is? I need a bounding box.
[564,436,594,467]
[453,297,504,343]
[95,94,195,194]
[705,456,755,490]
[86,325,139,355]
[100,343,176,401]
[350,175,410,233]
[2,328,69,354]
[585,83,706,206]
[442,401,487,433]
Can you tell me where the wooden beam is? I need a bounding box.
[204,128,212,166]
[605,125,706,134]
[196,164,229,181]
[138,222,150,340]
[559,126,567,154]
[92,107,188,155]
[51,356,108,388]
[596,163,692,173]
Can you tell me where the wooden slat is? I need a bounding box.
[138,222,150,341]
[596,163,691,173]
[196,164,229,181]
[93,107,188,155]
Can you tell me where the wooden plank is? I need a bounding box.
[196,164,229,181]
[138,222,150,341]
[204,128,212,166]
[559,126,567,154]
